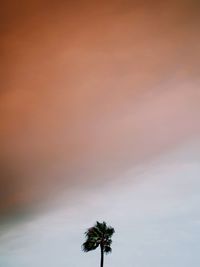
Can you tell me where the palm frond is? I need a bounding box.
[96,221,107,232]
[85,226,102,238]
[104,239,112,246]
[82,240,99,252]
[105,226,115,236]
[104,245,112,254]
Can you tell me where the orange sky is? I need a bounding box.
[1,0,200,215]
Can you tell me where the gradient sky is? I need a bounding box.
[0,0,200,266]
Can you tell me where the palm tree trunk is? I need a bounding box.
[100,244,104,267]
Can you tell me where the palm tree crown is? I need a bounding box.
[82,221,115,267]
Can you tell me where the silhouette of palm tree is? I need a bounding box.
[82,221,115,267]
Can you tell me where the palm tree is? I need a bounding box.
[82,221,115,267]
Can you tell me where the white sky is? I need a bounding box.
[1,140,200,267]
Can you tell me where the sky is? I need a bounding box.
[0,0,200,266]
